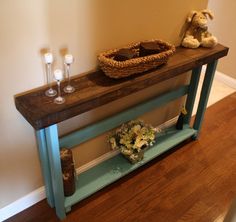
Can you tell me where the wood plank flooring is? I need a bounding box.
[6,92,236,222]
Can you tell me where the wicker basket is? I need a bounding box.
[98,39,175,79]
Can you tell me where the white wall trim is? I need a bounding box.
[76,150,120,174]
[76,116,178,174]
[0,117,178,221]
[202,65,236,89]
[0,187,46,222]
[215,71,236,89]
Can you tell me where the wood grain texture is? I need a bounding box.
[7,92,236,222]
[15,44,229,130]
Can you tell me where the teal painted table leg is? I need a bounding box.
[36,129,54,207]
[45,125,66,220]
[193,60,218,139]
[184,66,202,124]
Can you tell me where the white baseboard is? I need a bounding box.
[215,71,236,89]
[76,150,120,174]
[76,116,178,174]
[202,65,236,89]
[0,187,45,222]
[0,117,178,221]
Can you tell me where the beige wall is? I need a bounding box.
[0,0,48,208]
[208,0,236,79]
[0,0,208,209]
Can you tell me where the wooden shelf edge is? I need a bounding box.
[14,44,229,130]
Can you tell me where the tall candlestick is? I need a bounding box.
[54,69,65,104]
[63,54,75,93]
[44,53,57,97]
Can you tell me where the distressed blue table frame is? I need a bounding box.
[36,61,217,219]
[15,44,229,220]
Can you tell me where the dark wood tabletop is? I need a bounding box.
[15,44,228,130]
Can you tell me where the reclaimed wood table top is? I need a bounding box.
[15,44,229,130]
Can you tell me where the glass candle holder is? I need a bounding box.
[53,69,65,104]
[44,53,57,97]
[63,54,75,93]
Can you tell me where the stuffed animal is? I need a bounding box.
[182,9,218,49]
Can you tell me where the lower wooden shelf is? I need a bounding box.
[64,124,197,209]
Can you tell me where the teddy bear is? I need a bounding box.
[181,9,218,49]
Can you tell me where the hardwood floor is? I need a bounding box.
[6,93,236,222]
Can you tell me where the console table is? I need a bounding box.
[15,44,228,220]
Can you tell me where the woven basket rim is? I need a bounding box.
[98,39,175,69]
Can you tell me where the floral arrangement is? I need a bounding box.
[109,120,158,164]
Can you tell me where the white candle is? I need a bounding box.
[44,53,53,64]
[64,54,74,64]
[54,69,63,81]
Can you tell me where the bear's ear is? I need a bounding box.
[201,9,214,20]
[186,11,197,23]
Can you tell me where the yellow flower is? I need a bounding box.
[121,148,132,156]
[134,138,148,149]
[132,125,141,134]
[108,120,158,156]
[109,137,117,150]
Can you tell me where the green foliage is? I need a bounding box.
[109,120,158,163]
